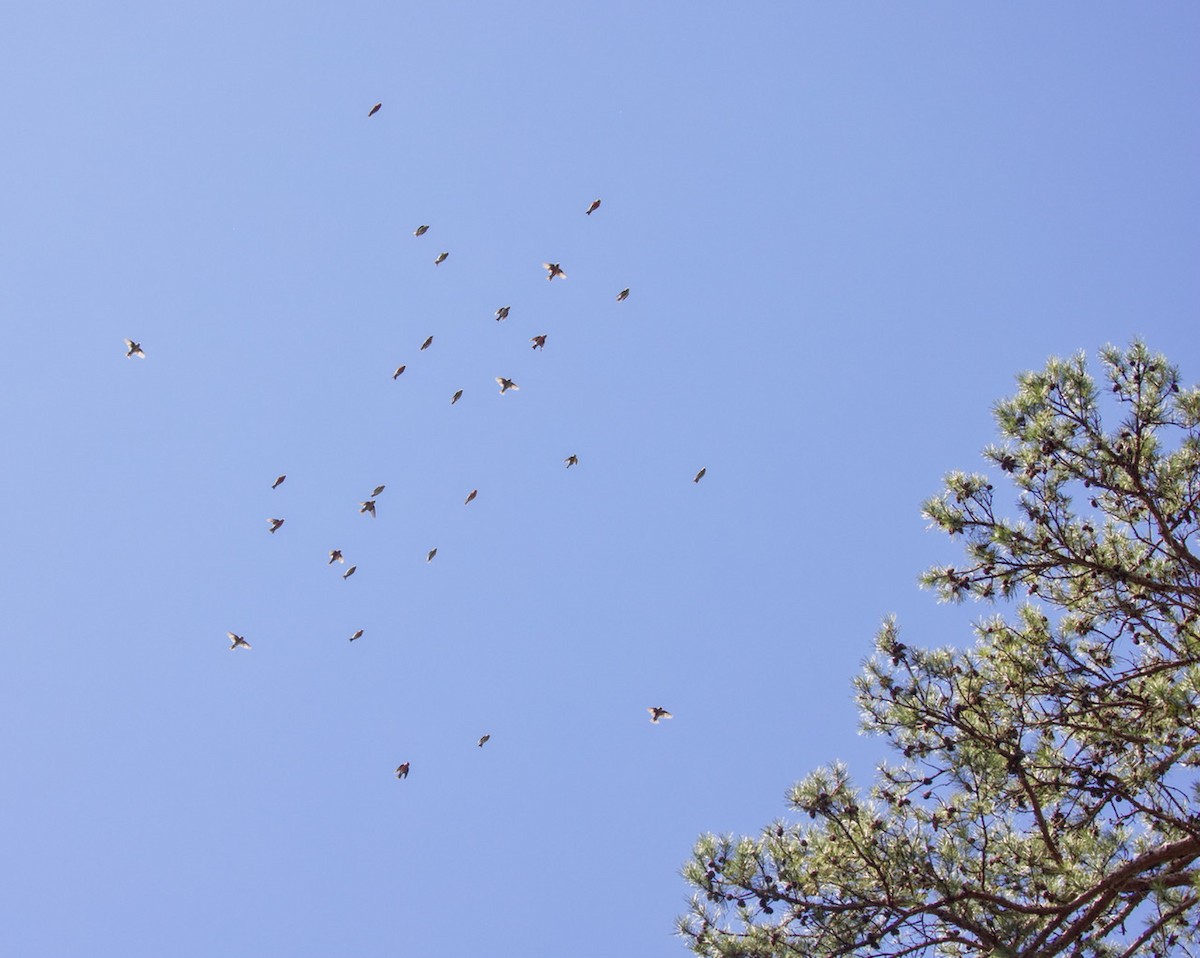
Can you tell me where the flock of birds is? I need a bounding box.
[124,101,699,782]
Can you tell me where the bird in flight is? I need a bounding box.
[393,365,406,380]
[267,518,285,534]
[426,548,437,563]
[496,377,519,394]
[585,199,601,215]
[395,762,410,779]
[328,549,344,565]
[693,468,706,483]
[477,734,491,748]
[530,334,546,350]
[420,336,434,351]
[451,389,463,405]
[648,707,672,724]
[228,632,252,651]
[343,565,357,580]
[465,489,477,504]
[413,225,429,236]
[360,500,376,517]
[616,288,630,302]
[564,455,578,468]
[434,252,449,266]
[368,102,382,117]
[271,474,286,489]
[371,485,386,498]
[542,262,566,281]
[349,629,364,642]
[495,306,510,322]
[124,339,145,359]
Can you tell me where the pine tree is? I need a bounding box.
[680,343,1200,958]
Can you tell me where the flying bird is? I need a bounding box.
[693,468,707,483]
[564,455,578,468]
[496,377,519,394]
[530,334,546,350]
[413,225,429,236]
[124,339,145,358]
[393,365,406,379]
[371,485,386,497]
[349,629,363,642]
[271,474,286,489]
[434,252,449,266]
[451,389,463,405]
[585,199,601,215]
[420,336,433,351]
[426,548,437,563]
[495,306,510,322]
[616,288,630,302]
[395,762,410,779]
[227,631,251,651]
[360,500,376,517]
[343,565,357,580]
[328,549,344,564]
[267,518,285,533]
[464,489,477,504]
[648,707,673,724]
[542,262,566,281]
[368,102,382,117]
[478,734,490,748]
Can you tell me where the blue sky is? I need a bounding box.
[2,4,1198,956]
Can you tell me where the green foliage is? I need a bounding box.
[679,343,1200,958]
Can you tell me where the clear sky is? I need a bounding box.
[2,4,1198,956]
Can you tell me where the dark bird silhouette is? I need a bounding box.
[328,549,344,565]
[693,468,706,483]
[616,288,630,302]
[124,339,145,358]
[371,485,385,498]
[413,225,429,236]
[395,762,410,779]
[564,455,578,468]
[464,489,477,504]
[530,334,547,350]
[267,518,285,534]
[585,199,601,215]
[360,500,376,517]
[542,262,566,281]
[271,474,286,489]
[495,306,510,322]
[420,336,433,351]
[393,365,406,379]
[496,377,519,394]
[368,102,382,117]
[451,389,463,405]
[228,631,251,651]
[343,565,357,580]
[434,252,448,266]
[478,734,490,747]
[648,707,672,724]
[349,629,363,641]
[426,548,437,563]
